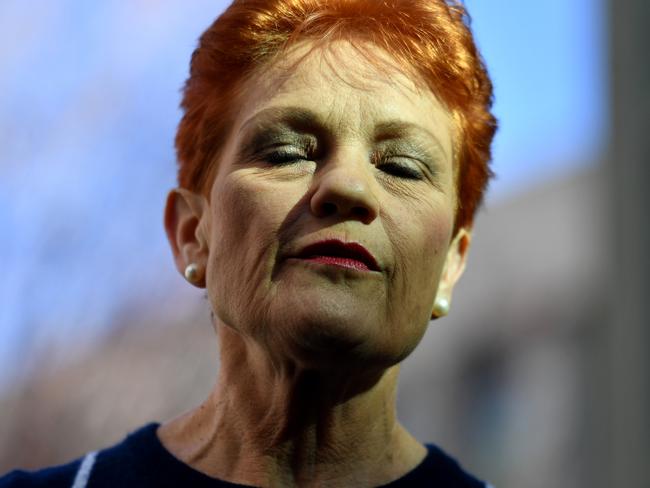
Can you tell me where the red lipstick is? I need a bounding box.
[295,240,379,272]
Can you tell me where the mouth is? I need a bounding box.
[293,239,380,272]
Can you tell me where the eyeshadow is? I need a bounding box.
[236,105,449,175]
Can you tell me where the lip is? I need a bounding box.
[290,239,380,272]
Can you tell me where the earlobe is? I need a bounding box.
[164,188,210,288]
[431,228,472,319]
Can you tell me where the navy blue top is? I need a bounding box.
[0,423,488,487]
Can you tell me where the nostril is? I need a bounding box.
[315,202,374,221]
[321,202,337,216]
[351,206,370,219]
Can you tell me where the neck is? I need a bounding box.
[158,323,426,487]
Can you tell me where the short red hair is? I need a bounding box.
[175,0,497,231]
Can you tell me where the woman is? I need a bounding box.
[1,0,496,486]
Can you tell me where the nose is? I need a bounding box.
[309,154,380,224]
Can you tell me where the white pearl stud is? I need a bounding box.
[184,263,200,283]
[432,297,450,318]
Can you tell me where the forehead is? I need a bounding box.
[234,41,454,159]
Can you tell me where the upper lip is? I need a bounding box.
[292,239,380,272]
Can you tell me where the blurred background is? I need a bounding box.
[0,1,647,487]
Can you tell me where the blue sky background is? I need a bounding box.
[0,0,606,388]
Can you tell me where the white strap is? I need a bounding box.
[71,451,97,488]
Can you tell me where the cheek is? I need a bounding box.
[386,196,454,315]
[205,172,300,326]
[211,174,268,240]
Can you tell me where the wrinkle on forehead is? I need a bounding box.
[257,40,432,110]
[227,39,455,169]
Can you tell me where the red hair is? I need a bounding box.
[175,0,497,231]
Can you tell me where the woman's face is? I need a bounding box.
[189,42,467,369]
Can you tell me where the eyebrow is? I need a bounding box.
[238,107,324,137]
[238,106,450,160]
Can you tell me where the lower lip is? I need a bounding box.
[302,256,371,272]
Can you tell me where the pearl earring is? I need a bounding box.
[184,263,200,283]
[432,297,450,318]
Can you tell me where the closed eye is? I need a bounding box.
[376,159,423,180]
[264,149,310,166]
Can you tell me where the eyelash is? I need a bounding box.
[375,159,423,180]
[263,150,424,181]
[264,150,308,165]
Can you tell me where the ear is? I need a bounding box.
[432,227,472,318]
[164,188,210,288]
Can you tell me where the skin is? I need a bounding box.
[161,41,471,487]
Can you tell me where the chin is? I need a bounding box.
[266,292,417,371]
